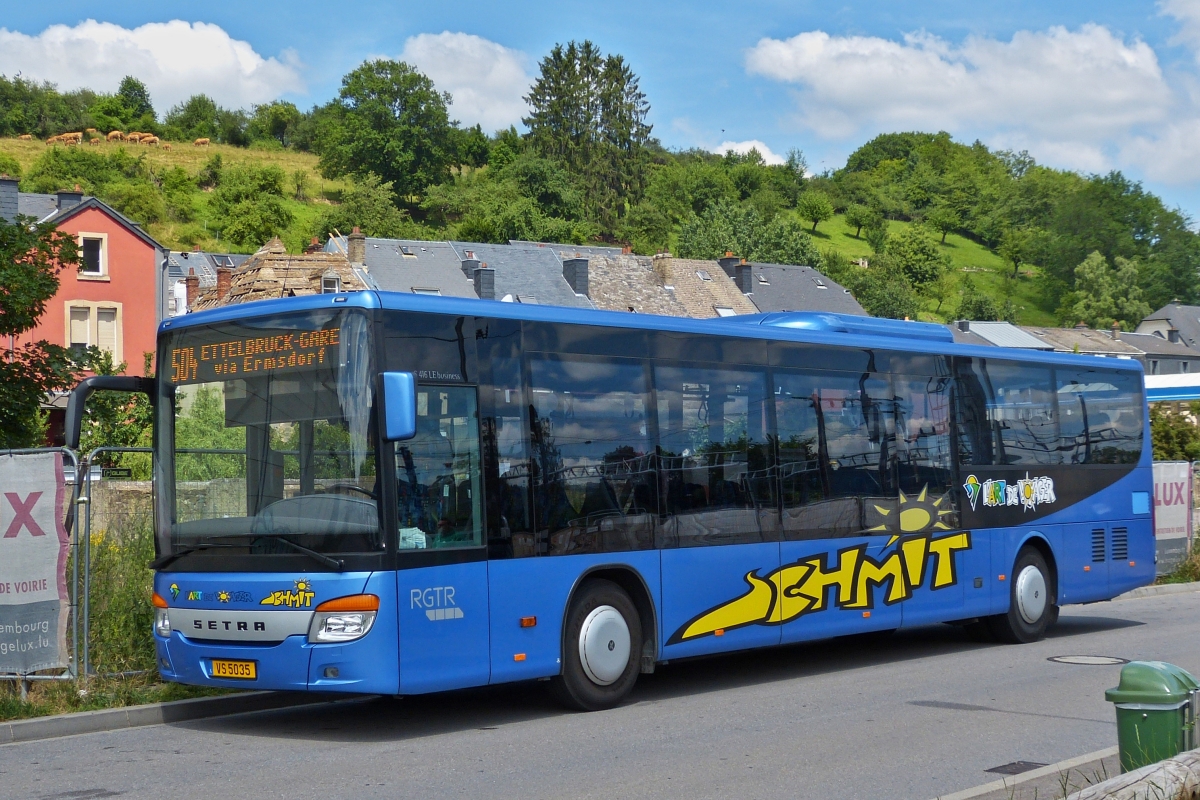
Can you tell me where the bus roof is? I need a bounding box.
[161,290,1145,375]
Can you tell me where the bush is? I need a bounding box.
[0,153,21,179]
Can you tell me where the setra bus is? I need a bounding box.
[65,291,1153,710]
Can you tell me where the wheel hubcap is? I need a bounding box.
[1015,565,1047,624]
[578,605,630,686]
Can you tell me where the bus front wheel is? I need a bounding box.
[987,547,1056,644]
[552,579,642,711]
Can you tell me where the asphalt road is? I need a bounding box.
[4,590,1199,800]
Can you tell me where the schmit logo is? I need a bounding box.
[411,586,463,621]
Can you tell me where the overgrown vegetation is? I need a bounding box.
[3,46,1198,324]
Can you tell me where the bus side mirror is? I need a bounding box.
[65,375,157,450]
[381,372,417,441]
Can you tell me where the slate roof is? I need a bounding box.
[1137,304,1200,351]
[166,251,249,286]
[1021,326,1144,357]
[1120,331,1199,357]
[744,262,866,315]
[191,238,369,311]
[450,241,593,308]
[510,241,624,259]
[650,256,758,318]
[330,237,478,298]
[16,193,163,250]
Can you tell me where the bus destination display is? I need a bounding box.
[170,328,340,384]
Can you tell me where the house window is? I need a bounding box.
[1184,362,1191,374]
[1151,360,1160,374]
[714,306,736,317]
[756,273,769,285]
[696,270,712,281]
[80,237,104,275]
[69,307,90,352]
[517,295,539,304]
[321,275,341,294]
[812,277,827,289]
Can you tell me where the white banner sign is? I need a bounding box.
[1154,461,1192,540]
[0,452,69,674]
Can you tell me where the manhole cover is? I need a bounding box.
[1048,655,1129,666]
[986,761,1047,775]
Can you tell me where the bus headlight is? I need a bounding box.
[152,592,171,637]
[308,594,379,643]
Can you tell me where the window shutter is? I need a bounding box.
[69,307,90,347]
[97,308,117,353]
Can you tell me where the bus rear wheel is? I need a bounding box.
[987,546,1056,644]
[551,579,642,711]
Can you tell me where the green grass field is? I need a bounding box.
[805,212,1057,326]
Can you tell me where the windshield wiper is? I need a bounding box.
[150,542,240,570]
[257,535,345,571]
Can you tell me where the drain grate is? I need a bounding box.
[986,761,1047,775]
[1048,655,1128,666]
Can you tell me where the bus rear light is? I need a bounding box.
[152,592,168,608]
[309,595,379,643]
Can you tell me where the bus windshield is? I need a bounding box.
[155,308,381,565]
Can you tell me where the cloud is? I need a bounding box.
[711,139,787,165]
[0,20,304,112]
[1162,0,1200,54]
[401,32,531,132]
[746,26,1169,150]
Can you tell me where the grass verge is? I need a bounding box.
[0,674,232,722]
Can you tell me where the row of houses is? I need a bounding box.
[5,170,1200,443]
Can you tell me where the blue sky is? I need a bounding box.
[4,1,1200,215]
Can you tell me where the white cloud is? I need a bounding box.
[400,32,531,132]
[746,25,1169,151]
[0,20,304,112]
[1162,0,1200,55]
[711,139,787,165]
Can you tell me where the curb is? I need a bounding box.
[0,690,334,745]
[1115,580,1200,601]
[934,746,1118,800]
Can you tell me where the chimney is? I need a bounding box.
[185,267,199,309]
[1111,321,1121,340]
[56,187,83,211]
[957,320,970,332]
[563,257,589,296]
[346,227,366,265]
[736,263,752,292]
[0,175,17,223]
[717,252,740,277]
[1074,321,1088,330]
[306,236,321,254]
[461,251,481,278]
[192,244,200,252]
[474,266,495,300]
[1169,328,1181,344]
[216,266,233,300]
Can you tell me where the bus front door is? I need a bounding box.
[394,385,491,694]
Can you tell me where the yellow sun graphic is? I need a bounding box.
[216,590,231,603]
[294,579,311,593]
[866,485,955,543]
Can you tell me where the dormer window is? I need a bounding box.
[696,270,712,281]
[321,275,341,294]
[756,273,769,285]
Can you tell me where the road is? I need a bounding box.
[3,590,1199,800]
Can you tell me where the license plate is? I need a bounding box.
[211,659,257,680]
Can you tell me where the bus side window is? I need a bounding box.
[478,320,533,558]
[892,372,959,528]
[981,361,1059,466]
[527,356,656,555]
[952,357,995,465]
[1055,368,1143,464]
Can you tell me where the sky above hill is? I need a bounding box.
[5,1,1200,215]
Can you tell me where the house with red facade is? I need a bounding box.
[0,176,167,442]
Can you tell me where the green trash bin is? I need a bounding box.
[1105,661,1200,772]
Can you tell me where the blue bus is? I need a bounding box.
[66,292,1153,710]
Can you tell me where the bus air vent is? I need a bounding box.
[1111,527,1128,561]
[1091,529,1106,562]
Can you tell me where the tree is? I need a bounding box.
[796,190,834,232]
[0,215,84,446]
[117,76,154,119]
[163,94,247,145]
[955,276,1005,321]
[211,164,294,248]
[676,199,821,265]
[1058,251,1151,330]
[312,173,420,239]
[248,101,302,146]
[843,203,875,238]
[1151,403,1200,461]
[886,224,949,290]
[865,218,890,255]
[999,227,1032,278]
[925,205,961,243]
[524,40,653,227]
[315,59,455,199]
[843,260,919,319]
[76,349,153,469]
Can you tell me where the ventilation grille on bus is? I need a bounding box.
[1111,527,1129,561]
[1092,529,1106,562]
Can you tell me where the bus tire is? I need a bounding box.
[987,547,1055,644]
[551,579,642,712]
